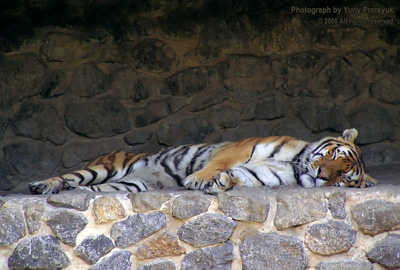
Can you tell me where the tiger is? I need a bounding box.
[28,128,378,195]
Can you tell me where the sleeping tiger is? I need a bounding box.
[29,128,378,195]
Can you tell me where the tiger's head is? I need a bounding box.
[308,128,378,188]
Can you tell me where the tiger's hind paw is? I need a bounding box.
[29,177,63,194]
[62,178,79,191]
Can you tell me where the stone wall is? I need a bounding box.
[2,186,400,269]
[0,0,399,192]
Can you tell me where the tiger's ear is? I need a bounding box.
[341,128,358,143]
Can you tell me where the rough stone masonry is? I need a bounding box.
[1,185,400,269]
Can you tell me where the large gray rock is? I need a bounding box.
[12,100,70,145]
[304,220,356,255]
[271,116,313,141]
[110,212,166,248]
[315,28,366,50]
[128,191,172,212]
[41,70,67,98]
[3,140,61,177]
[350,102,398,144]
[8,235,70,270]
[216,55,270,78]
[316,260,375,270]
[207,106,241,128]
[373,48,400,78]
[89,250,132,270]
[157,116,214,146]
[67,62,111,97]
[138,259,177,270]
[0,114,7,141]
[124,128,153,146]
[292,98,346,132]
[223,76,269,103]
[217,55,272,103]
[0,209,26,246]
[0,53,47,110]
[74,234,115,265]
[260,17,313,55]
[132,38,178,72]
[344,50,374,72]
[310,57,364,100]
[219,55,273,102]
[178,213,236,247]
[0,174,13,192]
[40,33,94,62]
[132,17,156,37]
[47,192,94,211]
[217,188,270,222]
[0,163,12,193]
[221,120,273,142]
[46,209,88,246]
[188,89,228,112]
[65,96,132,138]
[327,192,347,219]
[172,193,211,219]
[351,199,400,235]
[362,142,400,165]
[273,51,324,95]
[282,50,323,71]
[110,68,158,101]
[182,241,235,270]
[240,231,307,270]
[243,94,288,120]
[162,66,222,97]
[367,234,400,269]
[133,97,185,127]
[274,189,327,230]
[370,79,400,105]
[23,201,45,234]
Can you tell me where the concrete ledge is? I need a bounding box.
[1,185,400,270]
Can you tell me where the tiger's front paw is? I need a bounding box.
[362,174,379,188]
[29,177,63,194]
[204,172,233,194]
[183,175,212,190]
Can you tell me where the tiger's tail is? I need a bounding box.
[29,151,148,194]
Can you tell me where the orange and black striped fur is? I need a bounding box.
[29,128,377,194]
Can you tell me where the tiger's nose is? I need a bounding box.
[317,167,327,180]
